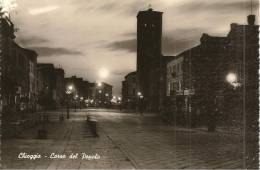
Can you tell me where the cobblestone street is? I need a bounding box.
[2,109,252,169]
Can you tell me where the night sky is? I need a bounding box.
[6,0,259,96]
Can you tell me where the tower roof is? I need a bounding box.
[137,8,163,17]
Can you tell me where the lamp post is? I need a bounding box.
[225,72,241,128]
[105,93,109,108]
[74,94,78,112]
[66,85,74,119]
[137,92,144,114]
[118,97,122,110]
[96,82,103,107]
[80,97,83,109]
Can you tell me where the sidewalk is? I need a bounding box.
[2,109,66,138]
[1,111,135,169]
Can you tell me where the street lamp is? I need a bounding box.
[226,73,237,84]
[74,94,79,112]
[226,72,240,89]
[66,85,74,119]
[137,92,144,114]
[97,82,102,87]
[95,83,103,107]
[68,85,73,91]
[104,93,109,108]
[80,97,84,109]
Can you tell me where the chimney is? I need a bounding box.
[247,15,255,25]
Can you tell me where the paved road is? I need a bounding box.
[91,110,246,169]
[1,109,256,169]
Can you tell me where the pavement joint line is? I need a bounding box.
[54,123,74,169]
[99,126,138,169]
[211,159,243,169]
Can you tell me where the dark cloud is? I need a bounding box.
[16,36,49,46]
[74,1,147,16]
[122,32,136,38]
[29,46,83,57]
[162,36,199,56]
[177,1,259,13]
[162,28,205,55]
[111,69,135,76]
[107,28,203,55]
[106,39,136,53]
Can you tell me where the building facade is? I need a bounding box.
[88,82,113,107]
[165,56,184,123]
[1,17,38,116]
[166,56,183,97]
[1,17,38,137]
[122,71,137,110]
[164,15,259,129]
[224,15,259,149]
[24,48,38,113]
[65,76,85,98]
[54,68,65,108]
[37,63,56,110]
[1,17,17,120]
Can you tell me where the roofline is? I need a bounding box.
[125,71,137,79]
[177,45,201,57]
[137,9,163,17]
[12,41,38,57]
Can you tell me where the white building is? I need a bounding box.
[166,56,183,97]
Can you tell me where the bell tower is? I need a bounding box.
[136,7,163,111]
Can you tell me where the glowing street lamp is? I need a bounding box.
[97,82,102,87]
[226,73,237,84]
[68,85,73,91]
[74,94,79,112]
[137,92,144,114]
[66,85,74,95]
[66,85,74,119]
[226,73,240,88]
